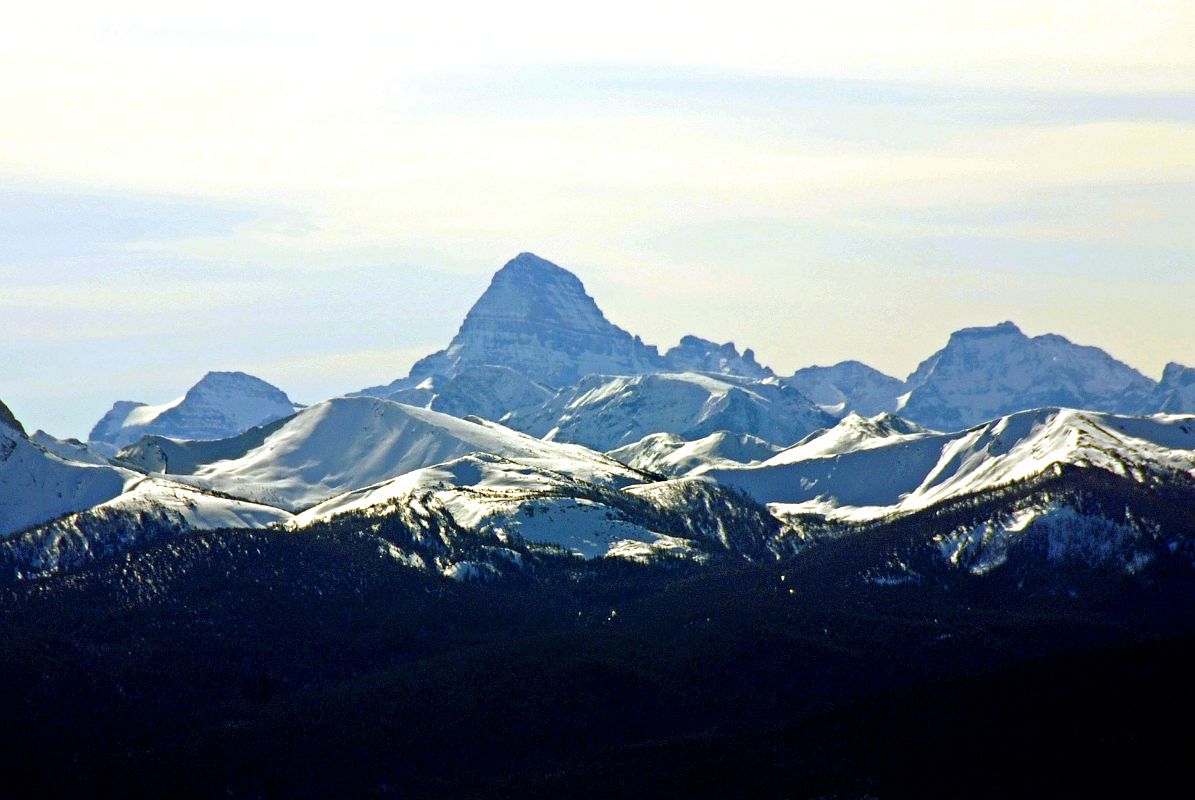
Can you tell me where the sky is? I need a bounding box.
[2,1,1194,438]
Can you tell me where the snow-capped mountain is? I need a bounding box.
[786,360,905,416]
[506,371,836,452]
[150,396,647,511]
[706,408,1195,523]
[89,371,300,452]
[898,322,1154,431]
[662,336,773,379]
[391,252,665,391]
[608,431,781,477]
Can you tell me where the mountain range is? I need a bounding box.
[5,252,1195,797]
[1,251,1189,574]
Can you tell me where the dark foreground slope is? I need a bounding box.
[3,502,1194,800]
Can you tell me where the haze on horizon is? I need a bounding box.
[3,1,1193,438]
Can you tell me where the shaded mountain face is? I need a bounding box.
[662,335,773,379]
[406,252,665,389]
[0,399,25,437]
[899,322,1154,431]
[89,371,299,452]
[787,360,905,416]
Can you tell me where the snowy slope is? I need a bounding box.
[173,396,647,511]
[2,408,134,537]
[899,322,1154,430]
[608,431,781,477]
[786,360,905,416]
[2,399,289,541]
[707,408,1195,522]
[89,371,300,451]
[507,372,835,452]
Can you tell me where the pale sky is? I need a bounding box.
[3,1,1194,438]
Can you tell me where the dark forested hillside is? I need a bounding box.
[3,506,1193,798]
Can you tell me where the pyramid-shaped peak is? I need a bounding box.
[406,252,664,388]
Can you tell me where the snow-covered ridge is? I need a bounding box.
[290,452,779,562]
[707,408,1195,523]
[162,395,648,512]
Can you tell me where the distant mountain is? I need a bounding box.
[89,371,300,452]
[786,360,905,416]
[898,322,1154,431]
[662,336,773,379]
[506,372,835,452]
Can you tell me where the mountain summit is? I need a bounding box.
[88,371,300,452]
[406,253,664,388]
